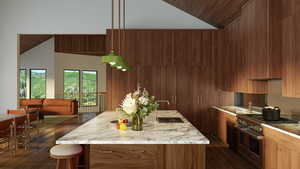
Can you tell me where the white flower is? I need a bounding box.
[121,94,137,115]
[138,96,149,105]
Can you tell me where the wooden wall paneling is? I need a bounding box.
[176,66,194,121]
[20,35,53,54]
[165,66,177,110]
[173,31,193,66]
[163,0,249,28]
[55,35,106,56]
[135,31,173,66]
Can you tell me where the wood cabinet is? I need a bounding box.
[106,30,220,134]
[263,126,300,169]
[282,10,300,97]
[210,108,237,145]
[90,144,206,169]
[240,0,282,80]
[219,18,267,94]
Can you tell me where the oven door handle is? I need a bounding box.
[236,127,264,140]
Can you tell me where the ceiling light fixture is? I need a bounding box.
[101,0,124,67]
[112,0,131,71]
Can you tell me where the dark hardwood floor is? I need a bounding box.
[0,113,256,169]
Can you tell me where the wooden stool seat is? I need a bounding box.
[50,145,82,169]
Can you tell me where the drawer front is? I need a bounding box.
[90,145,164,169]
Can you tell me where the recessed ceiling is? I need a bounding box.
[163,0,249,28]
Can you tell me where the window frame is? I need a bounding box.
[29,69,47,99]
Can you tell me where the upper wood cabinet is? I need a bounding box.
[240,0,282,79]
[282,4,300,97]
[219,18,267,94]
[173,30,214,67]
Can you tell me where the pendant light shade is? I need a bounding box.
[101,50,123,66]
[115,60,131,71]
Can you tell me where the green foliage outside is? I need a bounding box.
[64,70,97,106]
[30,70,46,99]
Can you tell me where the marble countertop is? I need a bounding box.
[213,106,300,139]
[56,110,209,145]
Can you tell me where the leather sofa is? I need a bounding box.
[20,99,78,115]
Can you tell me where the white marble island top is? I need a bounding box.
[56,110,209,144]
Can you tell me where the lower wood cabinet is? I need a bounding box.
[263,126,300,169]
[210,108,237,145]
[89,144,206,169]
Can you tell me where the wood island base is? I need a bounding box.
[85,144,206,169]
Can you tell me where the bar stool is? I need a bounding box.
[50,144,83,169]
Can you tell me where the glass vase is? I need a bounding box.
[132,114,144,131]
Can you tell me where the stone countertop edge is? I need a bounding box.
[213,106,300,139]
[56,110,210,145]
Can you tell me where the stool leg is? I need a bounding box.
[57,159,67,169]
[67,157,78,169]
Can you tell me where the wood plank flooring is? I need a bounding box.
[0,113,256,169]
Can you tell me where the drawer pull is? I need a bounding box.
[130,150,145,153]
[99,150,113,154]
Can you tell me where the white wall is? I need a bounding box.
[0,0,214,113]
[267,80,300,116]
[20,38,55,98]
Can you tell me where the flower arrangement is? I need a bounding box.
[117,87,159,131]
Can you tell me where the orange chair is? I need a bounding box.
[7,109,39,140]
[0,119,15,156]
[13,116,30,151]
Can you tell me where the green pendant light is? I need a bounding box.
[115,0,132,72]
[101,0,124,66]
[101,50,123,66]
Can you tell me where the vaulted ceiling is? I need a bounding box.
[163,0,249,28]
[20,35,53,54]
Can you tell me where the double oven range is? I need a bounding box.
[235,114,297,169]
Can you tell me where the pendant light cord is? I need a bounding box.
[119,0,121,56]
[123,0,125,57]
[111,0,114,52]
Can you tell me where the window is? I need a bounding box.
[63,70,98,106]
[19,69,27,98]
[30,69,47,98]
[64,70,80,100]
[82,71,98,106]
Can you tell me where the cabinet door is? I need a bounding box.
[90,145,164,169]
[173,31,204,66]
[165,66,177,110]
[176,66,193,121]
[282,13,300,98]
[135,31,173,66]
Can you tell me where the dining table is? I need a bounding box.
[0,114,26,122]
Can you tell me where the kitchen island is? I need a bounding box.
[56,110,209,169]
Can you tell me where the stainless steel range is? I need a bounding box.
[236,114,298,169]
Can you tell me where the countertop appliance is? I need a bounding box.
[262,106,281,121]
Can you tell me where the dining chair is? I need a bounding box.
[7,109,40,139]
[0,119,15,156]
[13,116,30,151]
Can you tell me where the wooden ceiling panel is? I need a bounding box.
[163,0,249,28]
[20,35,53,54]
